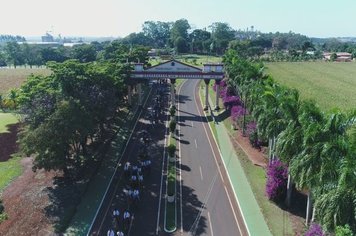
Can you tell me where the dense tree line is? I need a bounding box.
[223,49,356,234]
[3,41,148,179]
[2,22,356,66]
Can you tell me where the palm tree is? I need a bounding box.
[289,101,325,224]
[314,115,356,231]
[276,89,303,207]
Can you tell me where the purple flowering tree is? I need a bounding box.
[305,223,324,236]
[265,159,288,202]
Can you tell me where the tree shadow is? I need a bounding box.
[179,180,208,235]
[179,139,190,145]
[177,94,192,104]
[0,123,19,162]
[276,187,307,219]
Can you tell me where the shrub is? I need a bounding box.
[305,223,324,236]
[169,120,176,133]
[335,224,353,236]
[167,144,176,157]
[169,106,176,117]
[265,159,288,202]
[247,121,260,149]
[231,105,245,122]
[0,212,8,223]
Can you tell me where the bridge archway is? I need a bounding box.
[130,59,225,110]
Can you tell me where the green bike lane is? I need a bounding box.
[204,96,272,236]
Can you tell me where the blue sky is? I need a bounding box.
[1,0,355,38]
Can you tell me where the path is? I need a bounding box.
[176,79,248,236]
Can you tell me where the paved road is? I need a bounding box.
[88,80,248,236]
[88,83,170,236]
[176,79,248,236]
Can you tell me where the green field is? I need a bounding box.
[0,112,18,133]
[265,62,356,112]
[150,54,222,67]
[0,68,51,94]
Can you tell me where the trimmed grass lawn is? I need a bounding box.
[0,112,21,193]
[0,156,22,193]
[0,113,18,133]
[265,62,356,112]
[0,68,51,94]
[149,54,222,67]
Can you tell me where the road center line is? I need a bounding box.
[199,166,204,181]
[195,139,198,149]
[155,112,170,235]
[193,82,244,236]
[208,211,214,236]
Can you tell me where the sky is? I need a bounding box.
[1,0,356,38]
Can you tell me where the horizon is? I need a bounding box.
[1,0,356,39]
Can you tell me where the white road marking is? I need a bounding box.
[193,83,244,236]
[208,211,214,236]
[155,113,170,235]
[199,166,204,181]
[177,80,188,234]
[191,121,194,127]
[91,87,153,235]
[195,139,198,149]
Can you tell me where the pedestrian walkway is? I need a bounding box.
[207,101,271,235]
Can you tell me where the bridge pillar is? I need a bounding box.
[204,79,210,111]
[170,79,176,107]
[138,83,142,106]
[215,79,221,110]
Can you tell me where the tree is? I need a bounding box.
[122,32,152,46]
[142,21,172,48]
[4,41,24,68]
[22,43,43,68]
[18,60,128,178]
[170,19,190,52]
[314,116,356,232]
[174,37,188,54]
[276,89,304,206]
[210,22,235,54]
[71,44,97,63]
[189,29,211,54]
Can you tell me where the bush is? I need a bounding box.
[335,224,354,236]
[167,144,176,157]
[169,106,176,117]
[247,121,260,149]
[305,223,324,236]
[0,212,8,223]
[169,120,176,133]
[265,159,288,202]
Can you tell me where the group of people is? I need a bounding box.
[107,83,167,236]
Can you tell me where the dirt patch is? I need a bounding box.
[230,128,268,168]
[0,157,58,236]
[0,123,19,162]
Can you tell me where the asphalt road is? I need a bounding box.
[176,79,248,236]
[88,83,170,236]
[88,80,247,236]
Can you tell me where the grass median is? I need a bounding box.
[164,119,177,233]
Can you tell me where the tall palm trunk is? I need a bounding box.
[285,173,293,207]
[306,191,313,225]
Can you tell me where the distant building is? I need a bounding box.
[41,33,54,42]
[323,52,352,62]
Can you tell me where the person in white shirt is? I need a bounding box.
[107,229,115,236]
[117,231,124,236]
